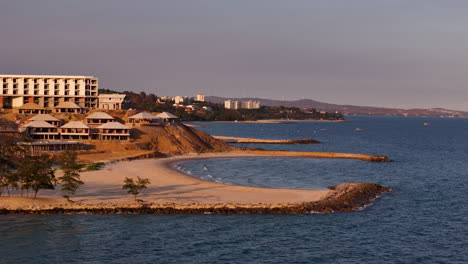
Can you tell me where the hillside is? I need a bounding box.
[0,110,233,160]
[206,96,468,117]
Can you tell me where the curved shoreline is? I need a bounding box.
[0,150,392,215]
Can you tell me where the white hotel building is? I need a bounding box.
[0,74,99,109]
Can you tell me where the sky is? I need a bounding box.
[1,0,467,110]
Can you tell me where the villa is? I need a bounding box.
[59,121,91,140]
[54,101,85,114]
[24,120,60,140]
[85,112,116,126]
[127,112,162,126]
[27,114,62,127]
[17,103,49,114]
[156,112,180,124]
[97,122,131,140]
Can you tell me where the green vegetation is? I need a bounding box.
[83,162,105,171]
[99,89,344,121]
[122,176,151,201]
[17,155,56,199]
[57,151,84,201]
[0,142,56,198]
[0,143,89,200]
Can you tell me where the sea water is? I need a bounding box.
[0,116,466,263]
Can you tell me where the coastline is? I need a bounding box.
[186,119,347,124]
[0,150,392,214]
[213,136,320,144]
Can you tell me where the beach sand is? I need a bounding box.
[0,151,391,213]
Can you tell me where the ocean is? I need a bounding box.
[0,116,466,263]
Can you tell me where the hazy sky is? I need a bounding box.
[1,0,467,110]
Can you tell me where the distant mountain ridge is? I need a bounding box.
[206,96,468,117]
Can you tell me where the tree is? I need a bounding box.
[16,155,56,199]
[58,151,84,202]
[0,141,30,196]
[122,176,151,201]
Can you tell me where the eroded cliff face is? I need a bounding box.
[133,124,232,155]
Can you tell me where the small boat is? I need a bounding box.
[355,128,365,131]
[423,123,431,126]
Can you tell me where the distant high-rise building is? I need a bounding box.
[174,96,188,104]
[196,94,205,102]
[0,74,99,109]
[241,100,261,109]
[225,100,260,110]
[224,100,241,110]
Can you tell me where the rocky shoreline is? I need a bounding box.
[0,183,391,215]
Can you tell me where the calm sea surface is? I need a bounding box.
[1,116,467,263]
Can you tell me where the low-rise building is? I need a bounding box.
[186,105,200,110]
[27,114,62,127]
[17,103,49,114]
[127,112,162,125]
[24,120,59,140]
[85,112,115,126]
[59,121,91,140]
[97,122,131,140]
[98,94,126,110]
[54,101,85,114]
[156,112,180,124]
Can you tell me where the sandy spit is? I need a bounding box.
[0,150,391,214]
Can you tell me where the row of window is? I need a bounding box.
[1,78,97,84]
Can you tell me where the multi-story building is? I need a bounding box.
[225,100,260,110]
[0,74,99,109]
[224,100,241,110]
[195,94,205,102]
[174,96,189,104]
[241,100,261,109]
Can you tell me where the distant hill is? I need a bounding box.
[206,96,468,117]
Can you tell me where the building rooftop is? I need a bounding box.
[97,122,131,130]
[24,120,57,128]
[28,114,60,122]
[55,101,83,109]
[86,112,115,119]
[156,112,179,119]
[129,112,161,120]
[60,121,90,129]
[18,103,45,110]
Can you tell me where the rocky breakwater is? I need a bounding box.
[214,136,320,144]
[243,149,392,162]
[0,183,392,215]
